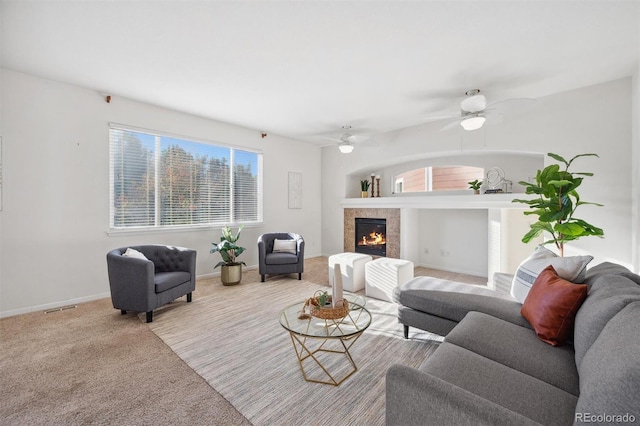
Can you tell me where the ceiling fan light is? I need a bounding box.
[460,116,486,131]
[338,141,354,153]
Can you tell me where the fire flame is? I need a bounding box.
[358,232,386,246]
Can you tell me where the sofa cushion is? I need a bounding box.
[420,342,578,426]
[511,246,592,303]
[394,277,531,328]
[573,262,640,368]
[521,265,588,346]
[445,311,579,395]
[155,271,191,293]
[575,301,640,419]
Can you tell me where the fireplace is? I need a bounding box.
[354,218,386,257]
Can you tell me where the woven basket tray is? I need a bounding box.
[310,300,349,320]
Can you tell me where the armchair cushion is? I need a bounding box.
[123,247,148,260]
[155,271,192,293]
[265,252,299,265]
[273,239,297,254]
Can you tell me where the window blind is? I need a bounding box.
[109,125,262,229]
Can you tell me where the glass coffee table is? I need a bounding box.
[279,297,371,386]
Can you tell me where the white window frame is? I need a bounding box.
[108,123,263,233]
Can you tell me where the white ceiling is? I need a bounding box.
[2,1,638,144]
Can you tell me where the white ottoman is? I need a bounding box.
[328,253,373,292]
[365,258,414,302]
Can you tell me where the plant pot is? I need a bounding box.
[221,264,242,286]
[474,189,480,195]
[361,191,368,198]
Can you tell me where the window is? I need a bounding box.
[394,166,483,193]
[109,125,262,230]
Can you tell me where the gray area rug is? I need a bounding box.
[148,275,441,426]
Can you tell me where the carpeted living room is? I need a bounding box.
[1,2,640,426]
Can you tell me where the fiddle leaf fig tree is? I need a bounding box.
[512,152,604,256]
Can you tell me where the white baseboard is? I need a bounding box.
[0,292,112,319]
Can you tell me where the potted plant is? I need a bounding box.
[512,152,604,256]
[211,225,246,285]
[468,179,482,194]
[360,180,370,198]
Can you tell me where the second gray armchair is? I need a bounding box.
[258,233,304,282]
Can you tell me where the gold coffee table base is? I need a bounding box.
[279,300,371,386]
[287,325,364,386]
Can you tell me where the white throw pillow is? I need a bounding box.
[273,239,297,254]
[510,246,593,303]
[123,247,149,260]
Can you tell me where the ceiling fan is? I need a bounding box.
[323,125,375,154]
[430,89,536,132]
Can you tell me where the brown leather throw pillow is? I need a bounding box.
[521,265,588,346]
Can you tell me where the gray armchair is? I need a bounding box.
[106,245,197,322]
[258,233,304,282]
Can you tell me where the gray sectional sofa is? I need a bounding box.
[386,262,640,425]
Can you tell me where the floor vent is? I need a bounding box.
[44,305,77,314]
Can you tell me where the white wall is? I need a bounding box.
[322,78,634,271]
[632,45,640,272]
[0,69,322,316]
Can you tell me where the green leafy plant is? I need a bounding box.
[468,179,482,190]
[210,225,247,268]
[360,179,370,192]
[512,152,604,256]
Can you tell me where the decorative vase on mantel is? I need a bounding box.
[361,191,368,198]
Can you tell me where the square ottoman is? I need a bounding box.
[328,252,373,292]
[365,258,414,302]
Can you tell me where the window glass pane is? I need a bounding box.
[110,129,156,227]
[109,126,262,230]
[233,149,260,222]
[159,137,231,226]
[393,166,484,193]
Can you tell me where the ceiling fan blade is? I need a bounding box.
[487,98,537,114]
[322,136,343,143]
[440,120,461,132]
[423,114,458,122]
[484,111,504,125]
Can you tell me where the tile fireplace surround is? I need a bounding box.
[344,208,400,258]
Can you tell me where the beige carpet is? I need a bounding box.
[0,297,250,425]
[147,259,443,426]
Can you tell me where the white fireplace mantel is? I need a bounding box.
[341,193,533,210]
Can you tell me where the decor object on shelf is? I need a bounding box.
[106,245,196,322]
[512,152,604,256]
[376,176,381,197]
[467,179,482,194]
[360,179,370,198]
[371,174,376,197]
[257,232,305,282]
[211,225,246,286]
